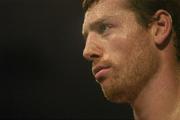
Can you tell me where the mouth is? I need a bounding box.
[92,65,111,82]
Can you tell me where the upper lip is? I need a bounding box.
[92,64,110,76]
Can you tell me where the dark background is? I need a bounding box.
[0,0,133,119]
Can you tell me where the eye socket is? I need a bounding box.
[98,23,112,34]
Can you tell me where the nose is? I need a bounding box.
[83,33,102,61]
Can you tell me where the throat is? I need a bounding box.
[131,70,179,120]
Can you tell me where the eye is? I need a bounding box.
[98,23,112,34]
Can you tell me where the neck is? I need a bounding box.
[131,49,180,120]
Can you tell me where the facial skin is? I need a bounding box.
[82,0,160,103]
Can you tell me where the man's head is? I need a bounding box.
[82,0,180,59]
[81,0,180,103]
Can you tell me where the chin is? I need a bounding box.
[104,93,131,104]
[102,87,133,104]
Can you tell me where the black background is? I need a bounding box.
[0,0,133,119]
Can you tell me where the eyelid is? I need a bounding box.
[82,21,113,40]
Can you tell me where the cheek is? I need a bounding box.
[105,37,134,64]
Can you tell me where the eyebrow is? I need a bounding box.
[82,16,113,40]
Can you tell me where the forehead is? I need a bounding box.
[82,0,129,32]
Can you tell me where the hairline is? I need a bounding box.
[82,0,149,27]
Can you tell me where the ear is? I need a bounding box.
[150,10,172,46]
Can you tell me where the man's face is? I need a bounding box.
[82,0,160,103]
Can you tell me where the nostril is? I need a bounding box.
[86,54,100,61]
[83,51,100,61]
[90,54,99,59]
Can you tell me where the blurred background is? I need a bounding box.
[0,0,133,119]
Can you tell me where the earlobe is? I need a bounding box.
[151,10,172,47]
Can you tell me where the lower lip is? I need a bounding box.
[95,68,111,81]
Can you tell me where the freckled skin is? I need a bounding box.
[83,0,160,103]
